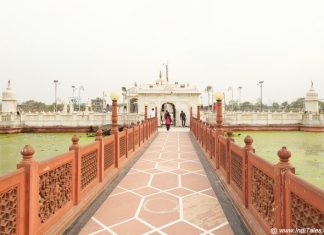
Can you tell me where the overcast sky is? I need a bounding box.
[0,0,323,105]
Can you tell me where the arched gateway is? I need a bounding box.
[125,71,200,127]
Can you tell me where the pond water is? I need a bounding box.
[1,131,323,189]
[0,133,95,175]
[233,131,324,188]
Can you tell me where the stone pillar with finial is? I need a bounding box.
[274,146,295,230]
[243,135,254,208]
[17,145,39,235]
[95,129,104,182]
[110,91,120,168]
[69,134,81,204]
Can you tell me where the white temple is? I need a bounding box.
[305,81,319,113]
[1,81,17,114]
[125,68,200,126]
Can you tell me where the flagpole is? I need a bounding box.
[166,62,169,82]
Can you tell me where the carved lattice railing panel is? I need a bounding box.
[291,193,324,229]
[119,136,126,158]
[104,143,114,170]
[39,162,73,223]
[128,132,133,151]
[220,143,226,170]
[251,166,275,227]
[0,186,18,234]
[231,151,243,190]
[81,151,98,189]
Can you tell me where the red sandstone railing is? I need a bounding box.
[190,117,324,235]
[0,117,158,235]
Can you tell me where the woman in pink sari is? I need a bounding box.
[165,112,171,131]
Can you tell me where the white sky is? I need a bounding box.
[0,0,324,105]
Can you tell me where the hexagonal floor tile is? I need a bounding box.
[111,219,152,235]
[118,172,151,190]
[139,193,180,227]
[151,172,179,190]
[183,194,227,231]
[180,162,204,172]
[181,173,211,191]
[162,221,203,235]
[133,161,156,171]
[93,192,141,226]
[156,161,178,171]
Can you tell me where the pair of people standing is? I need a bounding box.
[164,110,186,131]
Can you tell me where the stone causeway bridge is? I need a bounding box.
[0,100,323,235]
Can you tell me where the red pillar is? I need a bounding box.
[274,147,295,230]
[197,105,200,120]
[69,135,81,204]
[243,135,254,208]
[111,98,119,168]
[17,145,39,235]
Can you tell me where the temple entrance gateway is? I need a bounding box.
[125,67,201,127]
[161,102,176,126]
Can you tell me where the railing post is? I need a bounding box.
[17,145,39,235]
[95,129,104,182]
[146,120,149,140]
[131,123,135,152]
[137,121,141,147]
[114,132,120,168]
[205,124,209,153]
[123,125,128,158]
[243,135,254,208]
[226,130,234,184]
[209,125,214,159]
[69,135,81,204]
[274,147,295,230]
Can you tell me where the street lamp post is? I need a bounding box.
[214,92,224,169]
[122,87,127,124]
[257,81,264,112]
[53,80,59,112]
[78,86,84,111]
[238,86,242,111]
[110,91,120,135]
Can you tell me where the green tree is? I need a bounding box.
[290,98,305,111]
[240,101,254,111]
[272,102,280,111]
[281,101,290,111]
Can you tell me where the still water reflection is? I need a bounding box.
[234,131,324,188]
[0,133,94,175]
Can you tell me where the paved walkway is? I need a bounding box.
[79,131,233,235]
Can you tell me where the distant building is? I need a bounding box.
[125,69,200,126]
[1,82,17,114]
[91,97,106,112]
[305,82,319,113]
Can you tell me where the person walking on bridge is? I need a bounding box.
[149,108,155,118]
[165,111,171,131]
[180,110,186,127]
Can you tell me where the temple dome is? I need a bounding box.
[2,87,17,101]
[305,87,318,101]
